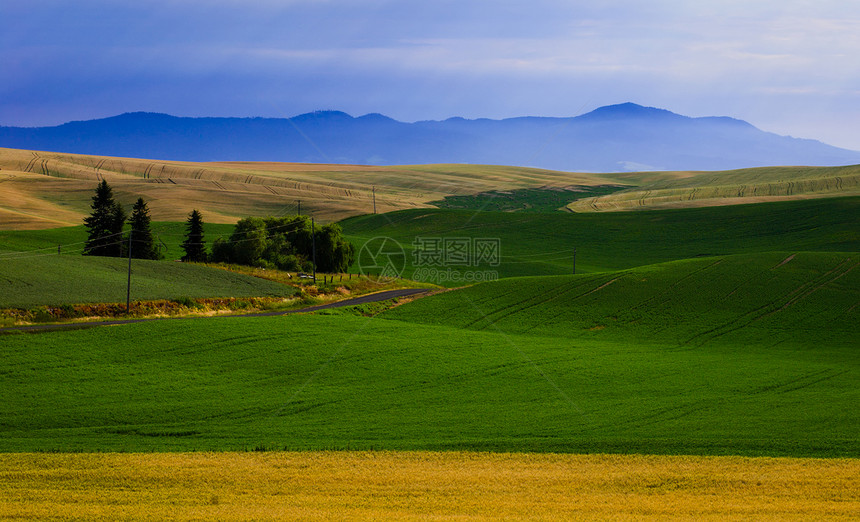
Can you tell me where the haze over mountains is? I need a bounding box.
[2,103,859,172]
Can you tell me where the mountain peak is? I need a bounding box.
[579,103,682,121]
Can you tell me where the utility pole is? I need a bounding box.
[126,230,133,314]
[297,200,301,216]
[573,247,577,275]
[311,217,317,283]
[372,186,377,214]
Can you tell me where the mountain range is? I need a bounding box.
[2,103,859,172]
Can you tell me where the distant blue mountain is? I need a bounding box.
[2,103,859,171]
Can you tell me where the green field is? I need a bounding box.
[0,190,857,460]
[381,252,858,347]
[0,255,295,308]
[1,251,856,457]
[0,222,236,260]
[430,185,627,212]
[342,197,860,282]
[0,222,292,308]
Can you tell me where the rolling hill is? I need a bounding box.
[0,147,613,228]
[1,146,859,230]
[381,252,858,348]
[2,104,860,171]
[341,198,860,282]
[1,251,855,457]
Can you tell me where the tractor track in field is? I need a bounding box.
[0,288,432,334]
[683,257,857,347]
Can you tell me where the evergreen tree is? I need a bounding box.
[83,180,126,257]
[127,197,161,260]
[181,209,207,262]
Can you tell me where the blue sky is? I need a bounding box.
[2,0,859,150]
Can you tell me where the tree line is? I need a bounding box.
[82,180,354,272]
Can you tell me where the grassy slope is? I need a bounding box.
[0,191,856,457]
[0,256,295,308]
[341,197,860,282]
[1,252,856,457]
[380,252,858,348]
[0,222,235,258]
[0,222,291,308]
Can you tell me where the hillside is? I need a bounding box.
[381,252,858,348]
[2,146,858,229]
[1,252,856,456]
[341,198,860,282]
[2,104,860,171]
[0,255,295,309]
[0,147,613,229]
[570,164,860,211]
[1,194,856,457]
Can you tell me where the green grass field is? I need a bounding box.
[341,197,860,282]
[381,252,858,347]
[1,251,856,457]
[0,255,295,308]
[0,222,236,260]
[430,185,627,212]
[0,192,857,460]
[0,222,291,308]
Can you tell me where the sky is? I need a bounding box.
[2,0,859,150]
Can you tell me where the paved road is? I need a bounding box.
[0,288,432,334]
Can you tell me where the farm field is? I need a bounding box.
[381,252,858,347]
[0,221,274,309]
[0,221,423,315]
[2,147,858,229]
[0,221,235,257]
[2,250,857,457]
[0,147,609,228]
[0,255,295,309]
[342,196,860,282]
[1,159,858,519]
[1,452,857,521]
[568,164,860,211]
[5,197,855,307]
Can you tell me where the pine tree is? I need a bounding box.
[127,197,161,260]
[181,209,207,262]
[83,180,126,257]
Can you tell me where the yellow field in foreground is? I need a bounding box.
[1,452,857,521]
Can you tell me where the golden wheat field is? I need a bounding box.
[0,452,857,521]
[568,164,860,211]
[0,147,603,229]
[3,147,858,230]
